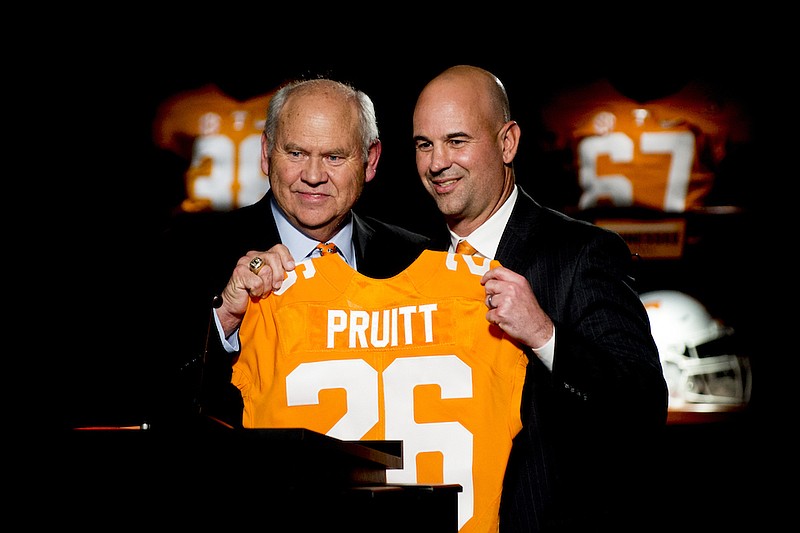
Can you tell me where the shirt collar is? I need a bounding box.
[449,185,518,259]
[270,197,356,265]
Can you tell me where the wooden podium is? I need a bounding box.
[55,424,461,531]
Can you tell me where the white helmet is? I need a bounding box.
[639,290,751,409]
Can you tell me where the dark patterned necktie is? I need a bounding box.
[315,242,339,256]
[456,240,478,256]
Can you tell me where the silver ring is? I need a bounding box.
[488,295,494,309]
[248,257,264,274]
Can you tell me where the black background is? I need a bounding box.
[44,18,787,528]
[57,34,778,417]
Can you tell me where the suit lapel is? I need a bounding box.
[351,212,373,268]
[496,187,543,271]
[230,190,282,252]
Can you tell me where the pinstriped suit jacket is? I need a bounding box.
[491,187,668,532]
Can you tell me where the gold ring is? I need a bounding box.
[248,257,264,274]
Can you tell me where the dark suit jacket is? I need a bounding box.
[488,187,669,532]
[154,191,434,428]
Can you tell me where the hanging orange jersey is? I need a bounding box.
[540,78,752,213]
[152,84,275,213]
[233,250,528,533]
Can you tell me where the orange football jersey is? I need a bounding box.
[233,250,528,532]
[540,78,751,212]
[152,83,276,212]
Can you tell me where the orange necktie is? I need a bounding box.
[456,240,478,256]
[315,242,339,256]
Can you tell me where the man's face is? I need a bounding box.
[264,91,373,241]
[413,78,510,235]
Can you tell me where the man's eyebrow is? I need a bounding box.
[412,132,470,142]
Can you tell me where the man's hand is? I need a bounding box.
[481,265,554,350]
[217,244,296,337]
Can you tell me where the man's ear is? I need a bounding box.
[502,121,520,164]
[261,132,270,176]
[365,140,382,183]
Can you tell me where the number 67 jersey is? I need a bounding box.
[540,77,752,213]
[233,250,528,532]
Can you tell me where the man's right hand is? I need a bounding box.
[216,244,296,338]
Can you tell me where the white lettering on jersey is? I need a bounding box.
[326,303,438,348]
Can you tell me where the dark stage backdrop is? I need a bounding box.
[44,24,786,528]
[59,46,774,419]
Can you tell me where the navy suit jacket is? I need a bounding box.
[488,187,668,532]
